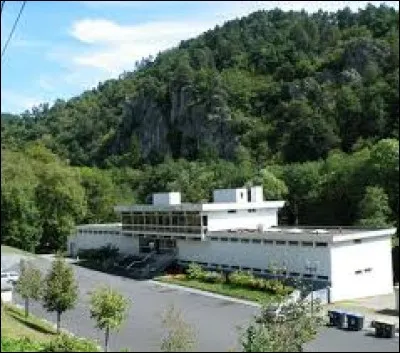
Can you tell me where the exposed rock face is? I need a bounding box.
[112,86,237,161]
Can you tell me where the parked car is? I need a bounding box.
[1,271,19,284]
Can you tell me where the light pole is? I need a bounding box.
[305,260,318,315]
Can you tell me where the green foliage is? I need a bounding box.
[89,286,129,352]
[357,186,393,227]
[160,304,197,352]
[43,256,78,333]
[42,334,100,352]
[1,336,44,352]
[15,260,43,317]
[186,263,205,280]
[241,297,324,352]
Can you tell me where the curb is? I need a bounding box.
[148,279,261,308]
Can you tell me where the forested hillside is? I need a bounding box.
[1,5,399,253]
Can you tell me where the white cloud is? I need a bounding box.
[1,90,50,113]
[68,18,218,74]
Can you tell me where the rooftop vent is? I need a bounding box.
[312,229,329,234]
[288,228,303,233]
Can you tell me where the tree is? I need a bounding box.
[357,186,392,228]
[241,297,323,352]
[43,256,78,333]
[15,260,43,317]
[248,169,288,200]
[89,286,129,352]
[160,304,197,352]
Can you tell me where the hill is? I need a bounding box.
[2,4,398,167]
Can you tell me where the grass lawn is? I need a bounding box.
[1,245,36,257]
[156,275,279,304]
[1,304,56,342]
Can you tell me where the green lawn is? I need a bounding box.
[1,245,36,257]
[1,304,56,342]
[156,275,279,304]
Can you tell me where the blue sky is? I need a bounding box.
[1,1,398,114]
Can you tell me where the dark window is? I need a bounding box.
[242,267,251,271]
[289,241,299,246]
[364,268,372,273]
[316,242,327,247]
[210,237,218,241]
[247,189,251,202]
[253,268,262,273]
[228,210,237,214]
[220,237,228,242]
[240,192,244,199]
[221,264,229,268]
[193,237,201,241]
[276,240,286,245]
[248,209,257,213]
[230,238,238,242]
[317,275,329,280]
[241,239,249,243]
[303,273,313,278]
[355,270,362,275]
[252,239,261,244]
[231,265,240,270]
[263,240,273,244]
[202,215,208,227]
[353,239,362,244]
[290,272,300,277]
[302,241,313,247]
[176,236,186,240]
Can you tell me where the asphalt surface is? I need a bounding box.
[4,253,399,352]
[304,326,399,352]
[9,255,258,352]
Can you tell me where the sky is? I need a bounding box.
[1,1,399,114]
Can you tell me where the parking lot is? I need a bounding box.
[3,253,399,352]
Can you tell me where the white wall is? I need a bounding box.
[67,233,139,257]
[205,208,278,231]
[153,192,181,205]
[176,239,330,276]
[1,289,13,303]
[330,236,393,302]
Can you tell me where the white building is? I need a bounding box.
[67,186,396,303]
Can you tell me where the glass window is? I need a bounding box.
[220,237,228,242]
[263,240,273,244]
[241,239,249,243]
[289,241,299,246]
[316,242,327,247]
[252,239,261,244]
[302,241,313,247]
[228,210,236,213]
[276,240,286,245]
[230,238,238,242]
[202,215,208,227]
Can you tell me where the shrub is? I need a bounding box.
[229,271,255,288]
[43,334,100,352]
[203,271,224,283]
[1,336,44,352]
[186,263,205,280]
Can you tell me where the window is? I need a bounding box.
[248,209,257,213]
[230,238,238,242]
[316,242,327,247]
[290,272,300,277]
[263,240,273,245]
[364,268,372,273]
[242,267,251,271]
[220,237,228,242]
[276,240,286,245]
[210,237,218,241]
[228,210,237,214]
[353,239,362,244]
[240,192,244,199]
[247,189,251,202]
[355,270,362,275]
[176,236,186,240]
[253,268,262,273]
[241,238,249,243]
[221,264,229,268]
[202,215,208,227]
[231,265,240,270]
[193,237,201,241]
[289,241,299,246]
[252,239,261,244]
[303,273,313,278]
[302,241,313,247]
[317,275,329,280]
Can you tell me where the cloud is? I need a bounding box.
[1,90,50,113]
[68,18,218,74]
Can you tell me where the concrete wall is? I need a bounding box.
[153,192,181,205]
[213,188,248,203]
[330,236,393,302]
[205,208,279,231]
[176,238,330,277]
[67,233,139,257]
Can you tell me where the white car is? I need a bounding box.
[1,271,19,284]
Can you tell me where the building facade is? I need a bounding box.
[67,186,396,302]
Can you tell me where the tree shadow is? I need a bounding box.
[375,308,398,316]
[7,310,56,336]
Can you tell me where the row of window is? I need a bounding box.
[227,209,258,213]
[78,230,120,235]
[121,212,203,228]
[134,234,202,241]
[178,260,329,280]
[122,224,202,233]
[355,267,372,275]
[209,237,328,247]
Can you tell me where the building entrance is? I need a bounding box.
[139,236,177,254]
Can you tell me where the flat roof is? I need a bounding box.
[209,227,396,242]
[114,201,285,213]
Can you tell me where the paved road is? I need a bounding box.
[11,256,258,352]
[304,326,399,352]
